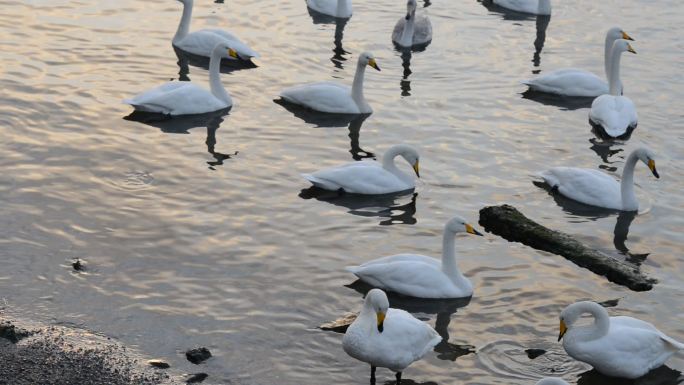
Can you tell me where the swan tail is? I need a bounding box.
[302,173,340,191]
[661,335,684,351]
[345,266,361,275]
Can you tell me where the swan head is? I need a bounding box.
[607,27,635,42]
[405,0,417,20]
[388,144,420,178]
[635,147,659,178]
[535,378,570,385]
[364,289,389,333]
[558,301,606,341]
[212,42,238,59]
[359,52,381,71]
[445,216,483,237]
[612,39,637,55]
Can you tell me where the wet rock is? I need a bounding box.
[185,347,212,364]
[0,321,32,343]
[525,348,547,359]
[147,359,171,369]
[72,258,86,272]
[320,312,358,333]
[597,298,620,308]
[479,205,657,292]
[186,373,209,383]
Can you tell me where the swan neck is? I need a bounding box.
[351,59,367,108]
[604,34,614,80]
[209,49,230,103]
[608,46,623,95]
[174,0,193,43]
[400,10,416,46]
[441,229,466,283]
[620,151,639,210]
[576,303,611,341]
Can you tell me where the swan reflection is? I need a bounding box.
[174,46,256,80]
[577,366,682,385]
[306,7,351,69]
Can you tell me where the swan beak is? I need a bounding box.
[627,44,637,54]
[368,58,381,71]
[228,48,238,59]
[622,31,635,41]
[412,161,420,178]
[405,12,411,20]
[558,319,568,341]
[466,224,483,236]
[376,311,386,333]
[648,159,659,178]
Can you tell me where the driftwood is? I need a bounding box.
[479,205,657,292]
[319,312,358,333]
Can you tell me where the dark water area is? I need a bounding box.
[1,0,683,384]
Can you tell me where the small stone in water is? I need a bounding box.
[186,373,209,383]
[525,348,547,359]
[186,347,212,364]
[597,298,620,308]
[146,359,170,369]
[72,259,85,271]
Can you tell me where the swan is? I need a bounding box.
[392,0,432,48]
[302,144,419,195]
[540,147,659,211]
[306,0,352,18]
[172,0,258,61]
[279,52,380,114]
[124,43,234,115]
[492,0,551,15]
[536,379,570,385]
[589,39,638,137]
[342,288,441,385]
[523,27,634,97]
[347,216,483,298]
[558,301,684,379]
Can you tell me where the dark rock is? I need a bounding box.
[185,347,212,365]
[147,359,170,369]
[478,205,657,291]
[525,348,547,359]
[597,298,620,308]
[72,259,85,272]
[0,321,32,343]
[186,373,209,384]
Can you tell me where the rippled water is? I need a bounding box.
[1,0,683,384]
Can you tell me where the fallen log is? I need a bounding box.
[478,204,657,291]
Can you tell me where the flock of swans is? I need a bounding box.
[120,0,679,384]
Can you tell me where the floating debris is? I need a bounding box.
[147,359,170,369]
[320,312,358,333]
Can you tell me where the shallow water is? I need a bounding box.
[1,0,683,384]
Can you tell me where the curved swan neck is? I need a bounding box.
[570,302,610,341]
[608,43,623,95]
[209,48,230,103]
[351,58,368,108]
[604,33,615,80]
[620,151,640,211]
[400,9,416,47]
[173,0,193,44]
[441,228,466,283]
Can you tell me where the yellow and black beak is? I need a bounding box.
[465,224,484,237]
[377,311,386,333]
[622,31,635,41]
[627,43,637,54]
[558,319,568,341]
[648,159,659,178]
[228,48,238,59]
[412,160,420,178]
[368,58,381,71]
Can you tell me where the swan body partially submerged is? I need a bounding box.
[306,0,352,18]
[492,0,551,15]
[392,0,432,48]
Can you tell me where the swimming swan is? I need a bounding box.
[392,0,432,48]
[347,216,483,298]
[342,288,441,385]
[558,301,684,379]
[492,0,551,15]
[172,0,258,61]
[541,147,659,211]
[124,43,234,115]
[279,52,380,114]
[523,27,634,97]
[306,0,352,18]
[302,144,419,195]
[589,39,638,137]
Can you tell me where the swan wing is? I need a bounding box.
[124,82,226,115]
[413,12,432,45]
[613,317,684,350]
[303,161,413,194]
[350,253,440,269]
[523,69,608,97]
[589,95,638,137]
[392,18,406,43]
[541,167,622,209]
[280,82,359,114]
[176,29,258,59]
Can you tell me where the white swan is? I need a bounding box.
[541,147,659,211]
[172,0,258,61]
[558,301,684,379]
[347,216,483,298]
[523,27,634,97]
[124,43,234,115]
[279,52,380,114]
[392,0,432,48]
[492,0,551,15]
[536,379,570,385]
[302,144,419,195]
[343,289,441,385]
[306,0,352,18]
[589,39,638,137]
